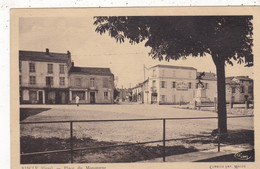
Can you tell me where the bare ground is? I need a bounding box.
[20,104,254,163]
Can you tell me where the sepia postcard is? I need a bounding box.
[11,7,260,169]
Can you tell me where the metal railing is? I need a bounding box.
[20,115,254,163]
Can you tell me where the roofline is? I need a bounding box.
[72,66,112,70]
[226,76,253,81]
[19,57,69,63]
[69,71,114,76]
[150,64,197,70]
[19,50,69,55]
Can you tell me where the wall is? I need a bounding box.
[20,60,69,104]
[149,66,198,104]
[20,60,69,88]
[226,80,253,103]
[69,73,114,104]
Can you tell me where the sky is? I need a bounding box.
[19,17,254,88]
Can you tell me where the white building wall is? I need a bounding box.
[20,60,69,88]
[149,66,197,104]
[200,80,217,102]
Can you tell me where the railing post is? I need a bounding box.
[70,121,74,163]
[163,119,166,162]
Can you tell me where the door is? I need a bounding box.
[55,91,62,104]
[90,92,96,104]
[61,92,66,104]
[38,91,43,104]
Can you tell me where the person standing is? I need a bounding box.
[75,95,80,107]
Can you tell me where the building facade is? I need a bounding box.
[136,65,217,105]
[226,76,253,103]
[19,49,72,104]
[131,83,144,103]
[69,66,114,104]
[19,49,115,104]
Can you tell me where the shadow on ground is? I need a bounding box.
[20,108,51,121]
[183,129,254,146]
[20,136,198,164]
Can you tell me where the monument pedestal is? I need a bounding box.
[189,87,211,107]
[195,88,211,103]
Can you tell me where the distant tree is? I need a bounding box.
[114,89,120,100]
[94,16,253,134]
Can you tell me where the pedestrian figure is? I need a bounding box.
[75,95,80,107]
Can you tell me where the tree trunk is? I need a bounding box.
[216,62,228,134]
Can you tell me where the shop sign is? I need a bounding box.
[176,82,188,91]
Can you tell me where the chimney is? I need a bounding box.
[46,48,49,55]
[67,50,71,58]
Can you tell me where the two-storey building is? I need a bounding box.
[148,65,197,104]
[69,66,114,104]
[226,76,253,103]
[136,65,217,105]
[19,49,72,104]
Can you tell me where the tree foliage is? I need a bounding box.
[94,16,253,66]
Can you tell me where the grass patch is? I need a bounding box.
[20,136,198,164]
[20,108,51,121]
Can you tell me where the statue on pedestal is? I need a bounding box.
[194,72,211,104]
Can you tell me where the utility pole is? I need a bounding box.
[143,64,146,81]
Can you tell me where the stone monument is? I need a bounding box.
[190,72,211,107]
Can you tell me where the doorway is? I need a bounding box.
[38,91,43,104]
[90,92,96,104]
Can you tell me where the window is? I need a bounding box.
[103,78,108,88]
[59,64,65,74]
[152,69,156,77]
[19,75,22,85]
[29,76,36,85]
[189,82,192,89]
[29,63,35,72]
[46,76,53,86]
[232,87,236,93]
[204,83,208,89]
[172,82,176,88]
[241,86,244,93]
[248,86,253,93]
[90,78,95,87]
[19,61,22,72]
[104,92,108,100]
[196,83,199,89]
[47,64,53,74]
[60,77,65,86]
[161,81,166,88]
[75,78,81,87]
[152,80,156,87]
